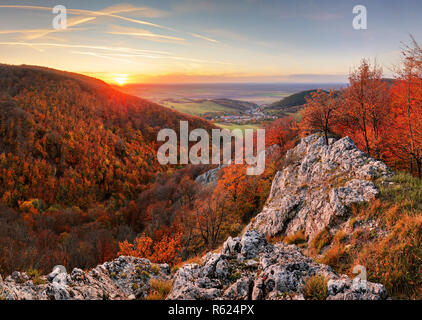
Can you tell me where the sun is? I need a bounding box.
[113,74,128,86]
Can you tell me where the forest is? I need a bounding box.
[0,37,421,291]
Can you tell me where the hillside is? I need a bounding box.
[0,64,212,209]
[264,89,330,118]
[0,64,213,275]
[3,134,412,300]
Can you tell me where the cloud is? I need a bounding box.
[107,26,185,43]
[188,32,220,43]
[0,41,230,65]
[71,51,133,63]
[0,41,169,55]
[0,4,173,33]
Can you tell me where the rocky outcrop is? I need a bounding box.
[167,230,388,300]
[0,256,171,300]
[195,165,226,185]
[247,134,391,240]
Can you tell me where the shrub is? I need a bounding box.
[118,233,183,266]
[303,275,328,300]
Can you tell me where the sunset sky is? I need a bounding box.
[1,0,422,84]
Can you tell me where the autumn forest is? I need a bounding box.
[0,38,421,300]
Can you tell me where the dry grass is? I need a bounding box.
[353,214,421,299]
[318,172,422,299]
[310,228,332,254]
[171,254,203,274]
[303,275,328,300]
[145,279,173,300]
[284,230,307,246]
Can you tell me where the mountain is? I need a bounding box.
[0,64,212,210]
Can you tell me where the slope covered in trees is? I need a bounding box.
[0,64,214,274]
[0,64,212,209]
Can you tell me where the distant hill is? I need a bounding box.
[159,98,259,118]
[210,98,259,111]
[268,89,324,109]
[263,89,324,116]
[0,64,212,209]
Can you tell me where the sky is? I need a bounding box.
[0,0,422,84]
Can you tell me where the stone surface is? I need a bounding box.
[0,256,171,300]
[195,165,226,185]
[247,134,391,240]
[167,230,388,300]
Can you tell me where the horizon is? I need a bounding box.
[1,1,422,85]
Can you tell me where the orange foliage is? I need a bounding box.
[118,233,183,265]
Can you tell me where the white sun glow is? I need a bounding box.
[114,74,128,85]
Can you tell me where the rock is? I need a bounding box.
[167,230,388,300]
[240,230,269,259]
[0,256,171,300]
[0,135,390,301]
[247,134,391,241]
[224,277,253,300]
[327,276,388,300]
[195,165,226,185]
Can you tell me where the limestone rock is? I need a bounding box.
[167,230,388,300]
[247,134,391,240]
[0,256,171,300]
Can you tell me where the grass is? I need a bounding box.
[318,172,422,299]
[284,230,307,246]
[310,228,332,254]
[145,279,173,300]
[303,275,328,300]
[26,268,46,285]
[150,264,160,275]
[162,100,233,117]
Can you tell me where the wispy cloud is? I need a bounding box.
[0,41,230,65]
[188,32,220,43]
[0,41,169,55]
[71,51,133,63]
[0,4,173,32]
[27,17,97,40]
[107,26,185,43]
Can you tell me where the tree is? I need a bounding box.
[341,59,391,157]
[193,190,232,250]
[118,233,183,265]
[389,37,422,176]
[300,89,341,145]
[265,115,298,151]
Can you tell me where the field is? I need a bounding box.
[161,100,235,117]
